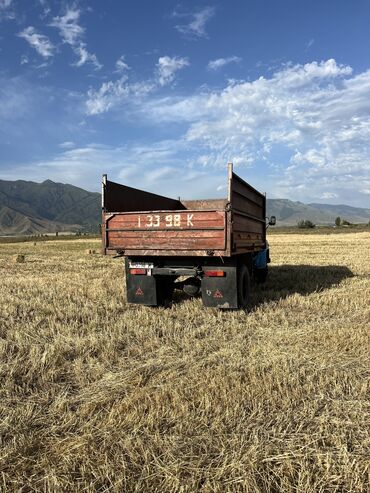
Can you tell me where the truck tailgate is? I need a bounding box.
[104,210,226,253]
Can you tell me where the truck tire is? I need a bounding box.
[237,263,250,308]
[255,266,268,284]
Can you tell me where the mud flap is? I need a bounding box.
[126,272,158,305]
[201,266,238,308]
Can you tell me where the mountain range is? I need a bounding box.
[0,179,100,235]
[266,199,370,226]
[0,179,369,235]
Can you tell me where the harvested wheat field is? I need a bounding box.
[0,232,369,492]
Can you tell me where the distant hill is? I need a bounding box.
[0,179,369,235]
[267,199,370,226]
[308,203,370,224]
[0,179,100,235]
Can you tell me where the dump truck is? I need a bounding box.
[102,163,275,309]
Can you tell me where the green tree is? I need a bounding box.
[335,216,341,226]
[298,219,316,229]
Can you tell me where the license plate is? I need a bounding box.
[129,262,154,269]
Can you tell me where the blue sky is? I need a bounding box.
[1,0,370,207]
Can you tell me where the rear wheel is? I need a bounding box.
[237,263,250,309]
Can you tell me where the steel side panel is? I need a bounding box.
[105,210,227,253]
[105,179,183,213]
[228,171,266,251]
[107,210,225,229]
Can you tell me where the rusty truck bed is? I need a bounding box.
[102,164,266,257]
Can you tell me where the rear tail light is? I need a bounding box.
[204,270,225,277]
[130,268,147,275]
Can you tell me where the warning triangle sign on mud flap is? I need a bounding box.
[213,289,223,299]
[135,287,144,296]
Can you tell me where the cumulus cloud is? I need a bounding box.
[135,59,370,203]
[156,56,189,86]
[174,6,215,39]
[50,7,101,69]
[75,58,370,204]
[18,26,54,58]
[273,58,352,87]
[207,56,242,71]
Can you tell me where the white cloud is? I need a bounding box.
[174,6,215,39]
[20,54,29,65]
[0,0,12,8]
[73,44,102,70]
[43,57,370,205]
[321,192,338,199]
[207,56,242,71]
[50,7,101,69]
[127,59,370,204]
[0,0,14,20]
[4,55,370,203]
[86,57,370,196]
[273,58,352,88]
[0,0,12,13]
[305,38,315,51]
[18,26,54,58]
[115,55,130,73]
[50,8,84,45]
[59,141,75,149]
[85,56,188,115]
[38,0,50,19]
[156,56,189,86]
[86,77,154,115]
[2,142,225,198]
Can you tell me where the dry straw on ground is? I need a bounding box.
[0,232,369,492]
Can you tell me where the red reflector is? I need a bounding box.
[204,270,225,277]
[130,268,147,275]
